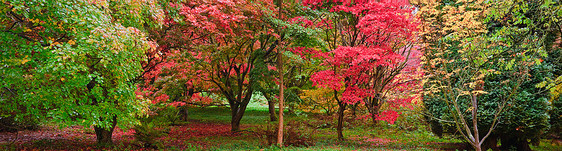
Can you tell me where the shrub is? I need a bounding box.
[0,115,39,132]
[133,120,165,149]
[423,63,553,150]
[549,97,562,140]
[254,121,316,147]
[133,106,181,149]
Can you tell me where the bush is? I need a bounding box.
[133,105,181,149]
[155,105,184,126]
[254,121,316,147]
[133,119,165,149]
[549,97,562,140]
[423,63,553,150]
[0,115,39,132]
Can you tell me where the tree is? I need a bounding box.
[418,0,557,150]
[141,0,326,133]
[0,0,162,144]
[303,0,419,140]
[139,0,286,132]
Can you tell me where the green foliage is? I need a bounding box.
[0,0,160,134]
[133,118,166,149]
[420,0,559,149]
[133,105,187,149]
[549,97,562,138]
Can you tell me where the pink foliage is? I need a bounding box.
[307,0,420,124]
[375,110,400,124]
[154,94,170,104]
[311,70,343,91]
[169,101,187,107]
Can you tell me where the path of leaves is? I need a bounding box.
[159,122,250,149]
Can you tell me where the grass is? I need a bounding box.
[179,104,562,151]
[531,139,562,151]
[187,99,291,125]
[184,104,469,150]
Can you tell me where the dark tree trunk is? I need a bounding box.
[428,120,443,138]
[180,106,189,121]
[263,93,277,121]
[336,101,347,141]
[268,100,277,121]
[350,103,358,120]
[94,116,117,145]
[230,101,249,132]
[87,78,117,145]
[368,105,379,126]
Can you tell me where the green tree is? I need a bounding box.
[419,0,558,150]
[0,0,162,144]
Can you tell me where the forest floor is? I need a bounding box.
[0,105,560,150]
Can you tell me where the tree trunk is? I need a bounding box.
[428,120,443,138]
[351,103,357,120]
[336,101,347,141]
[277,40,284,146]
[268,100,277,121]
[473,144,482,151]
[231,116,241,132]
[87,78,117,145]
[180,106,189,121]
[368,104,379,126]
[94,116,117,145]
[263,93,277,121]
[365,97,380,126]
[230,102,248,132]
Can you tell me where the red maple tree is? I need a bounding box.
[303,0,421,139]
[139,0,282,131]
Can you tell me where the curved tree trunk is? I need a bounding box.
[336,101,347,141]
[230,102,248,132]
[94,116,117,145]
[87,78,118,145]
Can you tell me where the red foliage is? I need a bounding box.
[138,0,281,131]
[307,1,420,124]
[139,0,258,107]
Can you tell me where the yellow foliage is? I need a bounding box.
[299,88,338,115]
[539,75,562,102]
[20,55,30,64]
[418,0,492,96]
